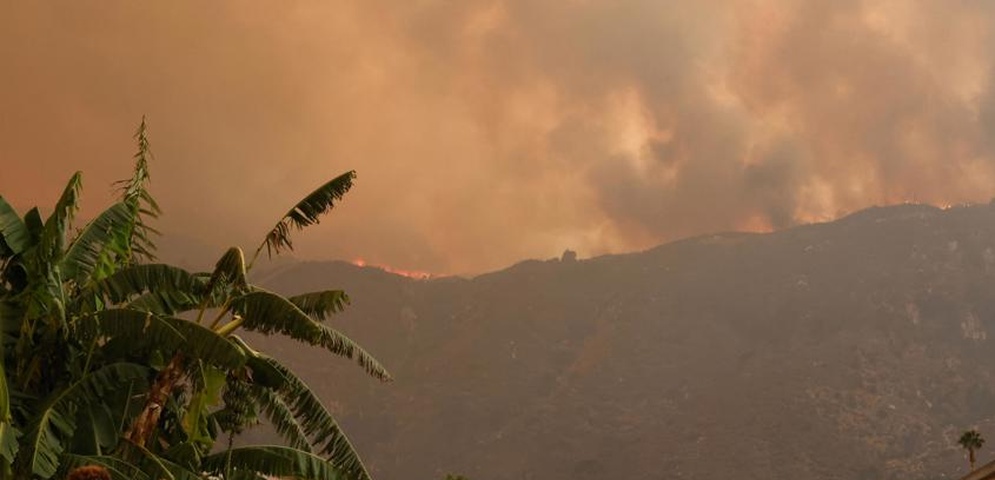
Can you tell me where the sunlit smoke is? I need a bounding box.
[2,1,995,274]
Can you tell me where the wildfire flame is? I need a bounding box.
[351,258,433,279]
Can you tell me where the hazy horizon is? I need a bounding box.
[4,1,995,275]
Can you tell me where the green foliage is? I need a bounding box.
[960,429,985,450]
[62,202,135,284]
[78,309,248,369]
[18,363,150,478]
[114,117,160,263]
[231,290,390,381]
[255,170,356,264]
[243,352,371,479]
[0,198,29,256]
[959,429,985,470]
[288,290,350,322]
[201,445,351,480]
[0,121,388,479]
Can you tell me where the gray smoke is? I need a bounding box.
[2,1,994,273]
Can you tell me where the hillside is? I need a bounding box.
[245,202,995,480]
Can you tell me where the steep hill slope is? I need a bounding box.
[248,202,995,480]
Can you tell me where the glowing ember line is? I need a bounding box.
[351,258,433,279]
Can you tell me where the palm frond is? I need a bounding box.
[114,117,160,262]
[251,386,311,452]
[248,354,370,480]
[155,457,204,480]
[288,290,350,322]
[232,338,286,390]
[201,445,349,480]
[161,439,212,475]
[181,365,227,450]
[253,171,355,265]
[124,291,201,317]
[205,247,248,297]
[89,263,204,308]
[18,363,149,479]
[315,324,391,380]
[79,309,246,369]
[62,202,134,285]
[231,290,390,381]
[116,440,176,480]
[23,208,44,243]
[0,420,20,465]
[38,172,83,262]
[70,401,119,455]
[0,196,29,255]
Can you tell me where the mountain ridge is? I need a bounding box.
[239,201,995,480]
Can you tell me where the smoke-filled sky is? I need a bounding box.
[2,1,995,275]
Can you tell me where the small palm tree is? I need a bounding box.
[959,429,986,471]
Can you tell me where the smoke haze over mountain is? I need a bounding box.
[3,1,995,274]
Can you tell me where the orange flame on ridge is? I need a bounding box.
[351,258,434,279]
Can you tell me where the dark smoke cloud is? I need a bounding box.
[2,1,994,274]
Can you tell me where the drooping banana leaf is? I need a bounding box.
[180,364,226,450]
[114,117,160,263]
[253,170,356,265]
[0,197,28,256]
[230,290,389,381]
[201,445,347,480]
[249,386,311,453]
[287,290,350,322]
[18,363,149,478]
[244,354,371,480]
[38,172,82,264]
[78,309,246,370]
[86,263,205,314]
[203,247,249,300]
[62,202,135,285]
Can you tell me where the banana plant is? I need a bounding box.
[0,165,158,479]
[0,121,390,480]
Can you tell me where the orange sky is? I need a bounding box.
[2,1,994,275]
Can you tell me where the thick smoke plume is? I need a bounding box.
[2,1,994,274]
